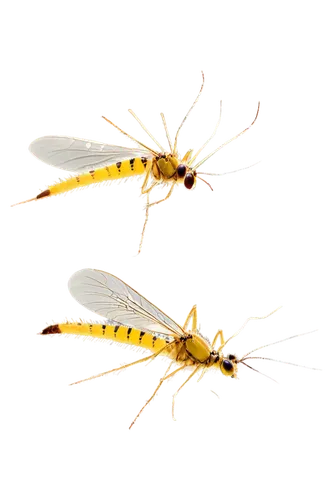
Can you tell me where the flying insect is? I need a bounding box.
[13,73,260,252]
[41,269,316,429]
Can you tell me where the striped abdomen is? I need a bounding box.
[41,322,174,356]
[16,157,152,205]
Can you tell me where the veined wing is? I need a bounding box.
[29,136,153,172]
[68,269,184,338]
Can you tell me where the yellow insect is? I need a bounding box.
[13,73,260,252]
[41,268,316,429]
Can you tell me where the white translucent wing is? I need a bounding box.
[29,136,153,172]
[68,269,184,338]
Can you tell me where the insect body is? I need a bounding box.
[41,269,314,429]
[13,73,260,252]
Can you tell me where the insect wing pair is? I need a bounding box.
[13,74,260,251]
[38,267,321,430]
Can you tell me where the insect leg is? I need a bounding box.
[169,365,202,421]
[67,342,173,388]
[147,182,175,208]
[158,110,173,153]
[100,113,159,156]
[224,304,283,349]
[140,161,155,194]
[127,361,186,431]
[183,305,198,332]
[128,106,165,154]
[212,328,226,352]
[136,194,152,255]
[208,387,222,400]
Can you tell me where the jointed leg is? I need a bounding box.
[169,365,202,421]
[183,305,197,332]
[224,304,283,349]
[127,361,186,431]
[101,113,159,156]
[208,387,222,400]
[212,328,226,352]
[67,344,170,388]
[147,182,175,208]
[136,194,152,255]
[140,161,155,195]
[128,106,165,154]
[158,110,173,153]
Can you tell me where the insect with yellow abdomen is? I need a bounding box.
[12,73,260,252]
[41,268,317,429]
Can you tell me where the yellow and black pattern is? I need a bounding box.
[41,322,173,355]
[37,157,151,200]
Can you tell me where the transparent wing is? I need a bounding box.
[68,269,184,338]
[29,136,153,172]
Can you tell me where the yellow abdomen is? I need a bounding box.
[36,158,151,199]
[41,322,172,355]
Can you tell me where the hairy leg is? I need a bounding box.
[182,304,199,333]
[67,342,172,388]
[212,328,226,352]
[128,106,165,154]
[158,110,173,153]
[101,113,159,156]
[169,365,202,421]
[148,181,177,207]
[127,361,186,431]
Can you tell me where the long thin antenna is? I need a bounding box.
[128,109,165,152]
[102,116,158,155]
[199,161,261,177]
[242,356,320,371]
[188,100,222,166]
[241,361,278,383]
[160,113,173,151]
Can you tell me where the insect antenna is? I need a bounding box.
[199,160,264,178]
[239,363,280,386]
[160,113,173,151]
[102,116,158,155]
[197,175,216,193]
[173,70,207,155]
[188,96,224,167]
[192,101,262,170]
[239,328,319,362]
[247,353,324,373]
[128,109,165,152]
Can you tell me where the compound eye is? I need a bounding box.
[177,164,186,178]
[184,172,195,189]
[223,360,233,372]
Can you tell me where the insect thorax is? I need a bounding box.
[153,154,180,181]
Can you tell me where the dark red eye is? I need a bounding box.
[177,164,186,178]
[184,173,195,189]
